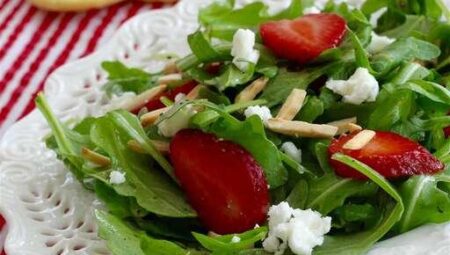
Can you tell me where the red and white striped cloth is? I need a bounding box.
[0,1,172,253]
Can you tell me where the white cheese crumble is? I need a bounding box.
[263,202,332,255]
[231,29,260,71]
[231,235,241,243]
[158,104,197,137]
[109,171,126,184]
[368,32,395,53]
[325,67,379,105]
[244,105,273,125]
[281,142,302,163]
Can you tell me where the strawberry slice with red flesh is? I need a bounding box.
[260,13,347,64]
[170,129,269,234]
[131,80,197,113]
[328,131,444,180]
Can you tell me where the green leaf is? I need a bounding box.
[95,210,187,255]
[176,44,232,72]
[101,61,158,96]
[94,181,146,219]
[396,175,450,233]
[211,64,255,91]
[198,0,304,41]
[288,175,378,215]
[90,111,196,217]
[36,93,87,180]
[390,62,432,84]
[368,90,414,131]
[402,80,450,105]
[371,37,441,76]
[205,115,288,188]
[188,31,222,63]
[347,29,373,72]
[193,227,268,252]
[295,96,324,123]
[108,110,175,180]
[315,154,404,255]
[261,65,333,107]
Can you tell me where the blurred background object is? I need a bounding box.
[27,0,178,11]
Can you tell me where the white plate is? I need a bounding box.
[0,0,448,254]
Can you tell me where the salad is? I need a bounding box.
[36,0,450,254]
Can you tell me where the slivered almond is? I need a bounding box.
[186,85,203,100]
[347,123,363,133]
[119,85,166,111]
[276,89,307,120]
[327,117,357,134]
[140,107,169,127]
[163,60,179,74]
[235,77,268,103]
[343,130,376,150]
[158,73,182,84]
[266,118,338,138]
[81,147,111,167]
[127,140,170,154]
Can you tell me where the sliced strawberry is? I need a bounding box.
[328,131,444,180]
[131,80,197,113]
[260,13,346,64]
[170,129,269,234]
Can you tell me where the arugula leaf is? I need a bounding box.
[101,61,158,96]
[347,29,373,72]
[295,96,324,123]
[188,31,222,63]
[94,180,146,219]
[390,62,432,84]
[396,174,450,233]
[200,1,269,40]
[36,93,87,180]
[193,227,268,252]
[288,174,378,215]
[368,89,415,131]
[261,65,334,107]
[205,115,288,188]
[90,111,196,218]
[95,210,187,255]
[198,0,304,41]
[177,44,232,72]
[136,216,201,242]
[402,80,450,105]
[315,154,404,255]
[371,37,441,76]
[212,64,256,91]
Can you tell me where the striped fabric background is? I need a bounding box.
[0,0,169,137]
[0,1,171,253]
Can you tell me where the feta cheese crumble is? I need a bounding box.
[325,67,379,105]
[231,29,260,71]
[244,105,273,125]
[158,104,197,137]
[368,32,395,53]
[109,171,126,184]
[281,142,302,163]
[262,202,331,255]
[231,235,241,243]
